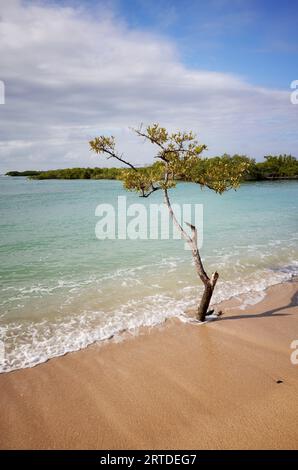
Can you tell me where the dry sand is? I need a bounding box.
[0,281,297,449]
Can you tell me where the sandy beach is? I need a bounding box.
[0,280,297,450]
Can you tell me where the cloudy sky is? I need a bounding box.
[0,0,297,172]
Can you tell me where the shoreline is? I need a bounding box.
[0,280,297,449]
[2,274,296,374]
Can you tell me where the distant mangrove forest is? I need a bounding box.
[6,154,298,181]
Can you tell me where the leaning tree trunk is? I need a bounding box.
[164,187,219,322]
[197,272,219,322]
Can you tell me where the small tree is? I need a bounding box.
[90,124,249,322]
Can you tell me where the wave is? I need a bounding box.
[0,262,297,373]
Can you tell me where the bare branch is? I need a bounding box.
[184,222,209,285]
[210,271,219,287]
[134,128,166,152]
[102,147,138,172]
[184,221,197,245]
[140,185,162,198]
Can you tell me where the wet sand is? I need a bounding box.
[0,281,297,449]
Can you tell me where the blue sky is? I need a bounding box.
[71,0,298,89]
[0,0,297,171]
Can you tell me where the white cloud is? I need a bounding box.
[0,0,297,172]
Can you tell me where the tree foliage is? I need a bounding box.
[90,124,250,196]
[21,167,125,180]
[6,152,298,182]
[6,170,42,177]
[255,154,298,178]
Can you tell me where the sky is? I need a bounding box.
[0,0,297,172]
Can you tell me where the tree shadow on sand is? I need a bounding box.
[220,288,298,322]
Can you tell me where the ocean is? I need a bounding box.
[0,176,297,372]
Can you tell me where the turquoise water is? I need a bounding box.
[0,176,297,372]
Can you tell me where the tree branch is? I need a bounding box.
[134,128,166,153]
[163,187,191,244]
[140,185,162,198]
[101,147,138,172]
[185,222,209,284]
